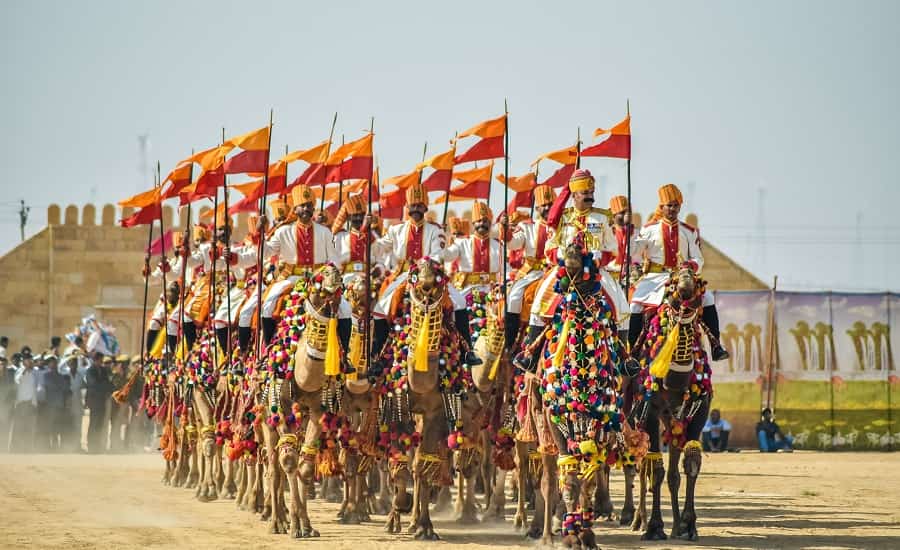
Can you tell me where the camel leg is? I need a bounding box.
[253,459,266,515]
[631,458,649,532]
[376,462,392,515]
[235,459,248,510]
[340,454,362,524]
[457,458,479,524]
[577,472,599,550]
[186,439,199,489]
[667,445,683,539]
[224,451,237,498]
[593,463,614,521]
[201,438,219,502]
[195,443,206,500]
[619,464,636,526]
[280,447,303,538]
[406,467,421,534]
[297,412,322,538]
[641,452,666,541]
[173,432,189,487]
[486,467,507,522]
[680,442,702,541]
[539,452,557,546]
[214,445,225,494]
[513,442,528,530]
[385,462,409,534]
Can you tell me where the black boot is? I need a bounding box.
[504,313,521,353]
[624,313,644,375]
[183,322,197,351]
[166,334,178,355]
[238,326,251,353]
[367,318,390,378]
[512,325,545,372]
[702,305,730,361]
[146,329,159,354]
[337,318,353,373]
[454,309,482,366]
[261,317,276,346]
[216,326,229,355]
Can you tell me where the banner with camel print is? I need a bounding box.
[713,291,898,450]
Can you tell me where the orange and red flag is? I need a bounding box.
[417,146,455,191]
[324,133,374,183]
[223,126,271,174]
[581,115,631,159]
[454,114,506,165]
[533,144,577,189]
[435,162,493,203]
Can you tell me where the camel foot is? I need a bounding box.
[300,526,320,538]
[677,516,698,541]
[414,525,440,541]
[578,530,597,550]
[619,505,634,526]
[339,509,363,525]
[526,526,543,540]
[373,498,391,516]
[513,512,525,529]
[641,523,668,541]
[456,507,480,524]
[432,489,452,514]
[562,534,582,548]
[260,505,272,521]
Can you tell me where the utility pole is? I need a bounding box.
[18,199,30,242]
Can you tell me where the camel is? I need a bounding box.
[514,240,628,548]
[625,264,713,542]
[374,258,467,541]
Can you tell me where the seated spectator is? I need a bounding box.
[702,408,731,452]
[757,407,793,452]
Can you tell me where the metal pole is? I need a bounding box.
[254,110,275,361]
[502,101,509,326]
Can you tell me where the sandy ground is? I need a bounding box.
[2,451,899,550]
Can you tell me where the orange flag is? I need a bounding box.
[160,162,194,200]
[118,187,161,209]
[418,146,455,192]
[532,145,578,167]
[454,114,506,165]
[583,115,631,159]
[496,172,536,193]
[324,133,374,183]
[435,162,493,203]
[384,169,422,190]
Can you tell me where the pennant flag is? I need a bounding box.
[146,229,174,256]
[496,172,536,193]
[310,179,371,203]
[223,126,271,174]
[118,187,160,209]
[286,140,332,187]
[379,186,407,219]
[120,203,161,227]
[435,162,493,203]
[384,169,421,190]
[507,190,533,214]
[160,162,194,200]
[581,115,631,159]
[227,180,265,215]
[417,147,455,192]
[179,168,224,205]
[182,144,232,171]
[454,114,506,164]
[533,144,578,189]
[324,133,374,183]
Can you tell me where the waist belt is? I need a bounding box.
[645,261,672,274]
[454,271,494,288]
[344,262,366,274]
[287,264,324,276]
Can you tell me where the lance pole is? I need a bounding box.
[442,135,457,227]
[502,101,509,325]
[364,117,375,364]
[254,110,274,361]
[222,127,233,365]
[320,113,338,212]
[155,163,171,368]
[624,101,633,294]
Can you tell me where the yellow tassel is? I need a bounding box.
[552,317,571,368]
[487,355,501,381]
[148,329,166,359]
[324,317,340,376]
[348,332,363,373]
[649,324,680,379]
[414,308,430,372]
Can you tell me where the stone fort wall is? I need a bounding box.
[0,204,764,354]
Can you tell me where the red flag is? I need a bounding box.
[379,187,406,219]
[146,230,174,255]
[581,115,631,159]
[436,162,493,202]
[223,126,271,174]
[120,203,161,227]
[323,134,374,183]
[541,163,576,189]
[179,168,224,205]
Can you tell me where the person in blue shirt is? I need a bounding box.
[702,408,731,452]
[756,408,793,452]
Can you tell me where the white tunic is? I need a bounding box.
[239,221,340,267]
[630,219,706,309]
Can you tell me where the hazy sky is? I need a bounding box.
[2,0,898,291]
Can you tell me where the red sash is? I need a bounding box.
[294,223,314,266]
[661,220,679,268]
[406,223,423,260]
[473,236,490,272]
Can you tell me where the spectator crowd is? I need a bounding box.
[1,335,152,454]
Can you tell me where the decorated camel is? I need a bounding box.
[625,263,713,541]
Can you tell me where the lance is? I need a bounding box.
[364,118,375,365]
[177,154,194,361]
[253,110,275,362]
[210,164,219,371]
[441,135,457,227]
[337,134,345,210]
[502,100,509,328]
[222,127,233,365]
[137,196,155,367]
[530,163,539,219]
[319,113,339,212]
[623,101,633,295]
[155,162,171,368]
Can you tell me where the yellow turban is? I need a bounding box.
[269,198,288,219]
[568,168,595,193]
[405,184,428,206]
[291,184,315,207]
[533,184,556,207]
[657,184,683,205]
[609,195,629,215]
[470,201,492,222]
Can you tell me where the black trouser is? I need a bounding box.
[87,400,108,454]
[702,431,729,452]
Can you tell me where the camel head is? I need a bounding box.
[308,263,344,311]
[563,239,586,279]
[409,257,446,302]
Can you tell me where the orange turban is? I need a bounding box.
[405,184,428,206]
[568,168,595,193]
[447,216,462,235]
[330,195,367,234]
[657,184,683,205]
[192,225,209,242]
[533,184,555,207]
[609,195,629,215]
[247,214,259,235]
[215,209,232,230]
[171,231,184,248]
[470,201,492,222]
[291,184,315,207]
[269,198,288,219]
